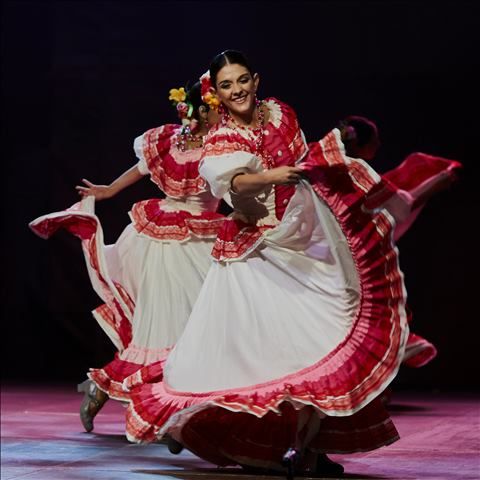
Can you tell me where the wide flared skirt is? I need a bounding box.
[29,197,215,400]
[126,131,409,466]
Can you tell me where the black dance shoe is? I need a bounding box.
[166,435,184,454]
[77,379,108,433]
[282,447,300,480]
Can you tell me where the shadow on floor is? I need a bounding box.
[133,468,390,479]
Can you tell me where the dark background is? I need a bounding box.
[2,0,478,390]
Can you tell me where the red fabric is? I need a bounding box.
[176,398,398,469]
[141,124,208,198]
[89,354,143,401]
[366,152,462,210]
[130,199,224,241]
[262,100,308,220]
[29,206,97,240]
[404,333,438,368]
[383,152,461,192]
[211,218,272,261]
[122,357,168,393]
[30,209,135,350]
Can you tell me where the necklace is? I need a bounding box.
[176,125,204,152]
[223,99,273,168]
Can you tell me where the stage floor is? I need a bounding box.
[1,385,479,480]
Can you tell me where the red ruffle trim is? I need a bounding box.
[89,346,172,402]
[89,355,142,402]
[179,398,398,468]
[403,332,438,368]
[211,218,274,261]
[130,199,225,241]
[142,125,207,197]
[365,152,462,210]
[29,206,134,349]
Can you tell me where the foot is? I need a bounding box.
[282,447,300,480]
[77,379,108,432]
[166,435,184,454]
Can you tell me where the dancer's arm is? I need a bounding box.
[410,173,457,210]
[231,166,304,196]
[75,165,144,201]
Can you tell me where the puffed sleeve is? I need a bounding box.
[132,124,180,177]
[199,128,263,199]
[133,134,150,175]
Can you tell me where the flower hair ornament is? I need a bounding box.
[338,120,357,143]
[199,71,221,111]
[168,86,202,151]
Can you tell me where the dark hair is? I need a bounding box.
[209,50,254,87]
[186,81,207,120]
[340,116,378,147]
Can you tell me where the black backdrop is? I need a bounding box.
[2,0,479,390]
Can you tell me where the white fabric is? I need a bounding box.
[199,150,260,200]
[200,152,278,226]
[159,194,220,216]
[133,135,150,175]
[77,196,216,359]
[101,225,215,361]
[165,181,360,392]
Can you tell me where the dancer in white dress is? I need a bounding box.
[126,51,408,477]
[29,81,223,432]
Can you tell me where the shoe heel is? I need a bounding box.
[77,379,90,393]
[166,435,184,455]
[282,448,299,480]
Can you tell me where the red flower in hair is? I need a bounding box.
[200,71,212,100]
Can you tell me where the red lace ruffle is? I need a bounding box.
[89,355,143,402]
[141,124,207,197]
[130,199,224,241]
[30,207,134,350]
[211,218,273,261]
[89,346,172,402]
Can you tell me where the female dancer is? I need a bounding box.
[125,51,408,477]
[29,81,224,432]
[338,115,461,368]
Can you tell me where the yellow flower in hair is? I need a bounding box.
[203,91,221,110]
[169,87,186,103]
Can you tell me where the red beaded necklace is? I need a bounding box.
[222,99,274,169]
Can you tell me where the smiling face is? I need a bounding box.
[213,63,259,122]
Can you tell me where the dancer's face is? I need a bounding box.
[207,107,220,126]
[214,63,259,119]
[198,105,220,130]
[347,123,380,162]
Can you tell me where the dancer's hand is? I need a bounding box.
[75,179,113,201]
[264,166,304,185]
